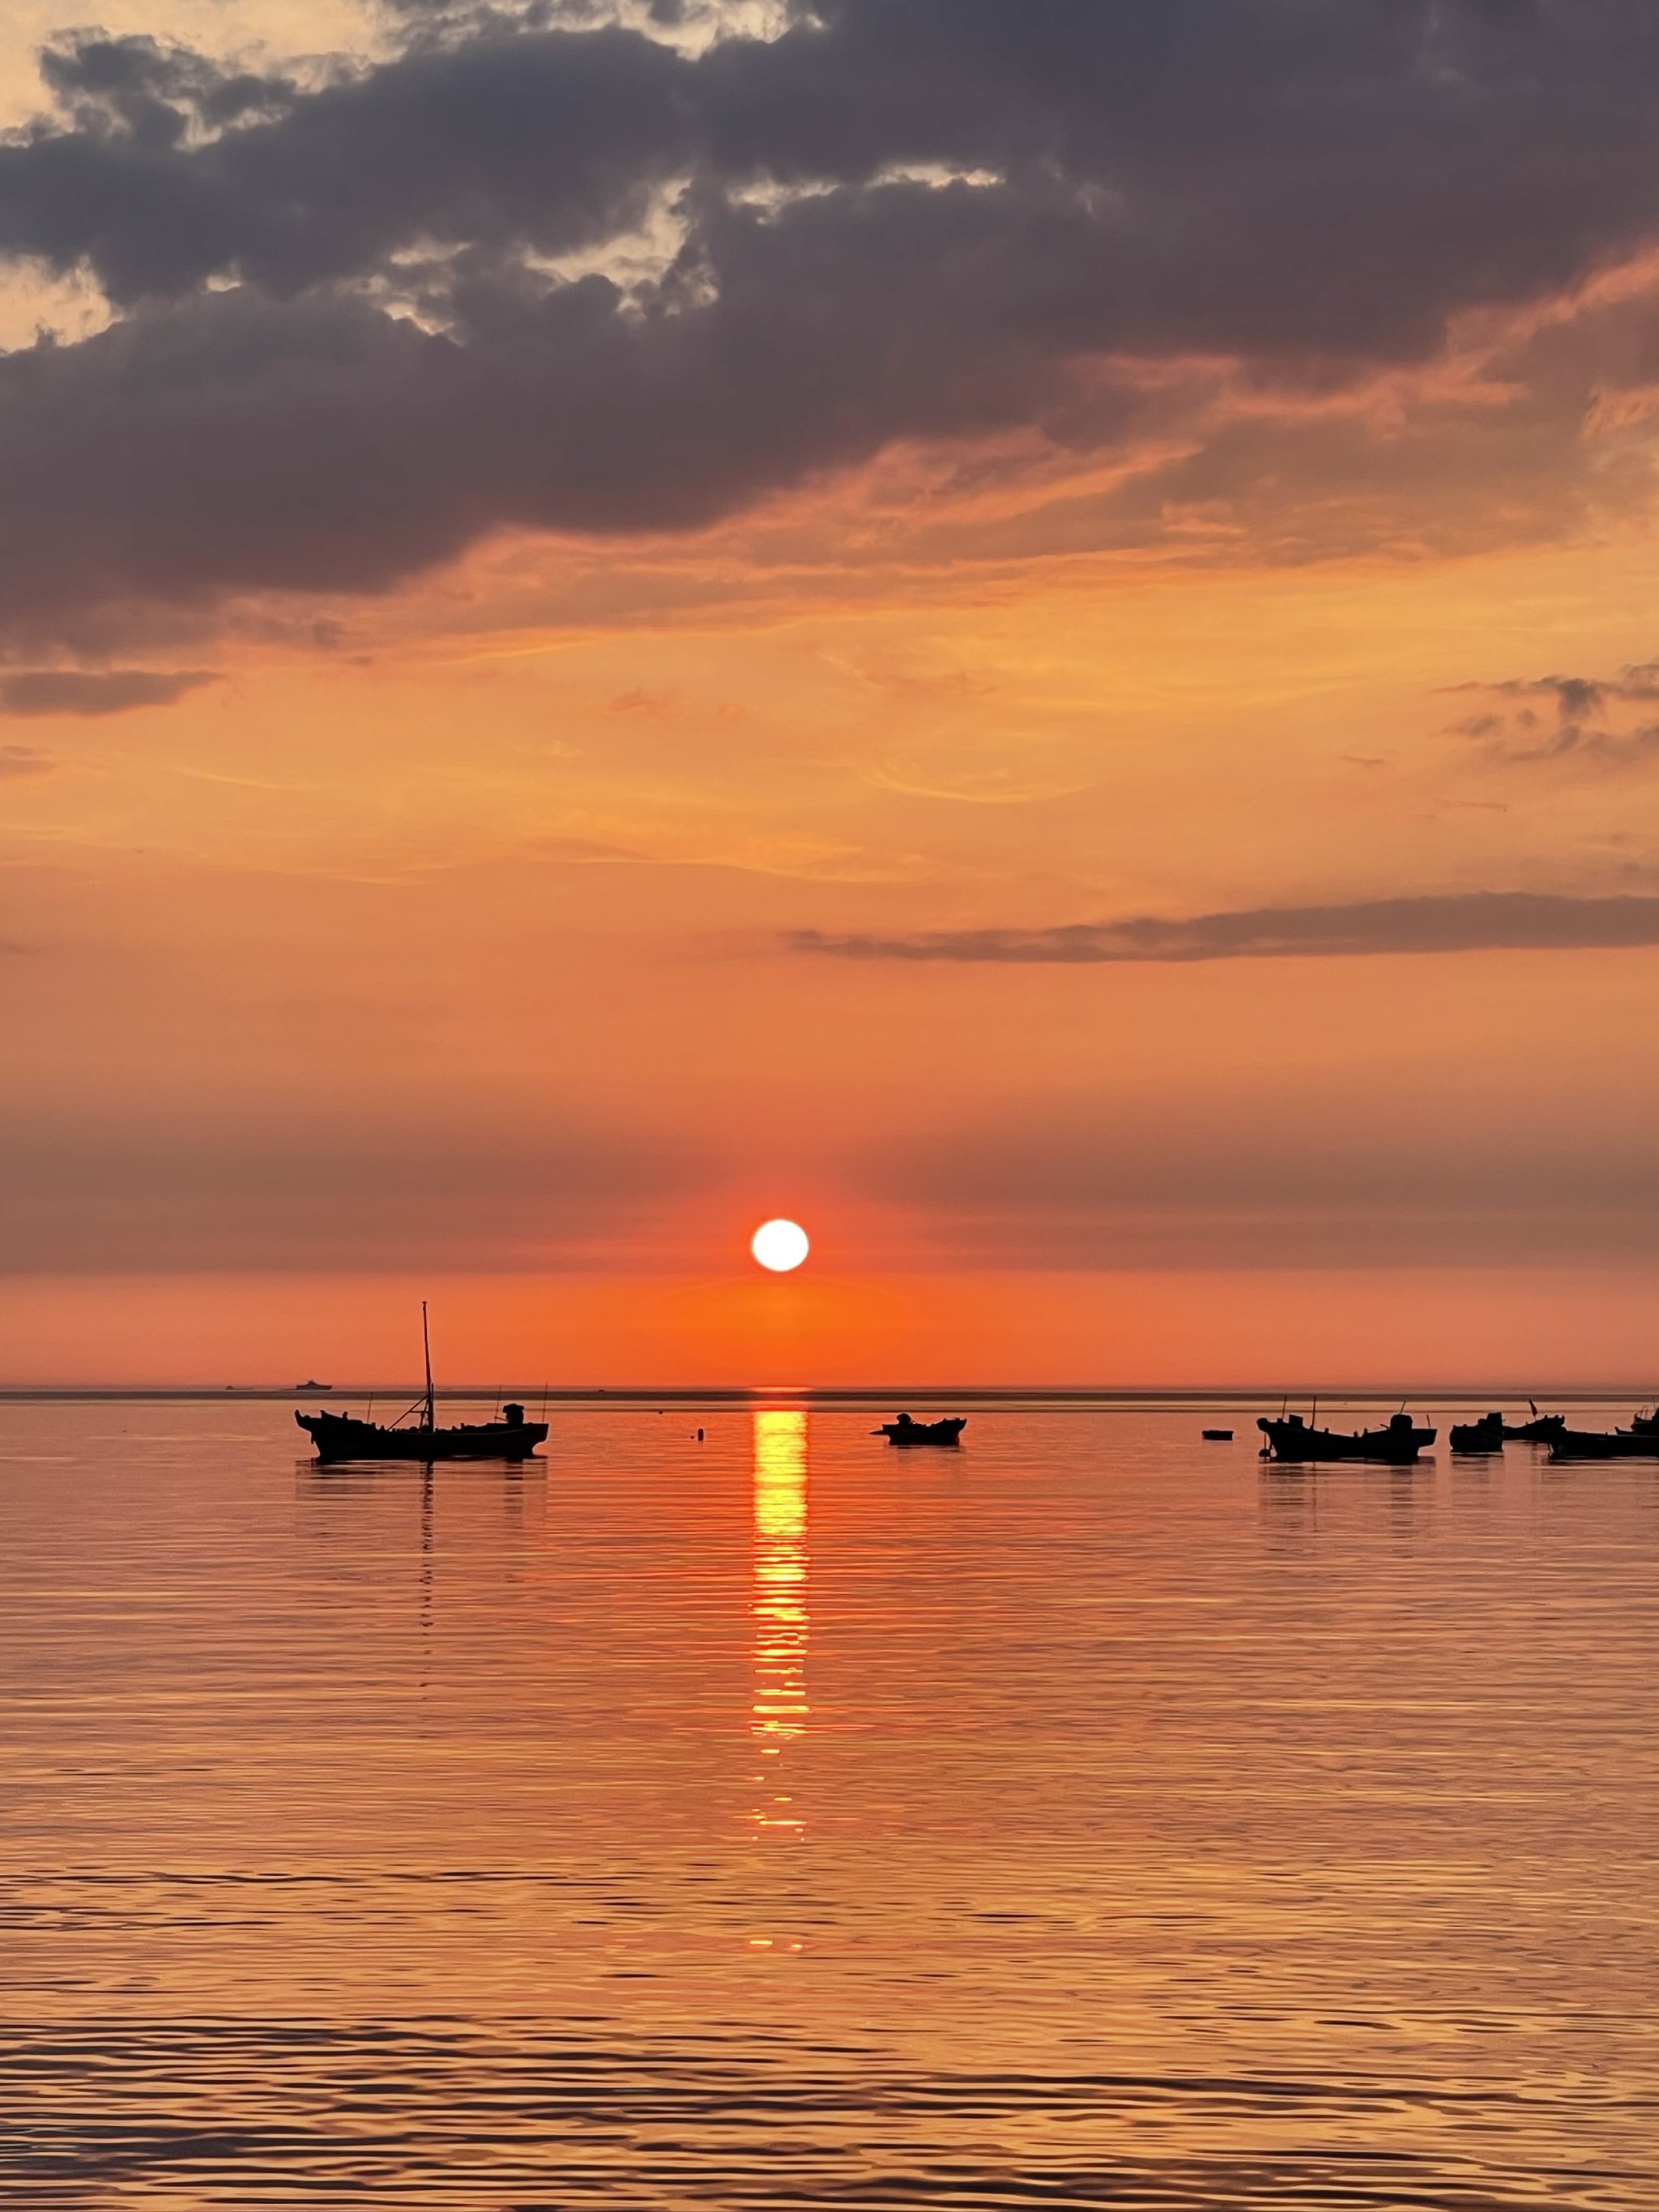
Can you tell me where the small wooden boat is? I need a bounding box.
[1202,1428,1234,1441]
[1498,1401,1565,1442]
[874,1414,966,1447]
[1548,1426,1659,1461]
[1257,1411,1431,1464]
[1504,1413,1564,1442]
[1450,1413,1505,1452]
[296,1305,547,1464]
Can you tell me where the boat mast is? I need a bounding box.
[422,1300,435,1431]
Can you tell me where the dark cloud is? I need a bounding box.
[1450,658,1659,766]
[0,26,692,304]
[0,667,219,714]
[788,893,1659,965]
[1482,665,1659,718]
[6,5,1659,630]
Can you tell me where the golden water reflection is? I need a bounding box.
[750,1410,808,1839]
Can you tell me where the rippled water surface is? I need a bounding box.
[2,1398,1656,2208]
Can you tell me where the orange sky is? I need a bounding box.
[5,3,1659,1383]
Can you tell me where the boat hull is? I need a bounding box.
[1548,1427,1659,1461]
[876,1417,966,1447]
[297,1413,547,1463]
[1450,1420,1505,1452]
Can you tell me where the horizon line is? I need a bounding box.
[0,1383,1651,1404]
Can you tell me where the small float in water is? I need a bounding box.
[1202,1428,1234,1441]
[875,1413,966,1448]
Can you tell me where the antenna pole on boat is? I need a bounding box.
[422,1300,435,1432]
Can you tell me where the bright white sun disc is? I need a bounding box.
[752,1219,810,1272]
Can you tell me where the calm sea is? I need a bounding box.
[1,1397,1654,2208]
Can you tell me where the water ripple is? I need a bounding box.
[0,1402,1654,2206]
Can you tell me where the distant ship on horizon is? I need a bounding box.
[294,1379,331,1392]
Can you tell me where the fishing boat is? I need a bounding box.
[296,1305,548,1464]
[1202,1428,1234,1441]
[1503,1403,1565,1443]
[875,1414,966,1447]
[1450,1412,1505,1452]
[1256,1411,1431,1464]
[1548,1426,1659,1461]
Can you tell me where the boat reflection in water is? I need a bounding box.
[750,1410,809,1841]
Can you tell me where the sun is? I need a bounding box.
[751,1219,810,1272]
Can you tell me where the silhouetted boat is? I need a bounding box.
[1202,1428,1234,1441]
[296,1305,548,1464]
[1548,1425,1659,1461]
[1502,1402,1565,1442]
[875,1414,966,1447]
[1257,1411,1431,1464]
[298,1404,548,1462]
[1450,1413,1505,1452]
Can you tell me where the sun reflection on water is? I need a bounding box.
[750,1409,808,1839]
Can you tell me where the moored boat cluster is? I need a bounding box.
[1256,1404,1659,1464]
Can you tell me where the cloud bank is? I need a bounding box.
[855,1099,1659,1269]
[5,5,1659,633]
[789,893,1659,965]
[0,1108,710,1272]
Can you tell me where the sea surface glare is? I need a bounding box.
[1,1400,1654,2208]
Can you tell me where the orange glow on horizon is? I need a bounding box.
[5,150,1659,1384]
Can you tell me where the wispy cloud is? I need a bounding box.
[1448,659,1659,767]
[0,743,53,776]
[0,668,219,717]
[788,893,1659,965]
